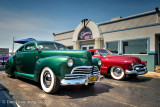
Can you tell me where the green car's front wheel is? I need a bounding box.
[40,67,60,94]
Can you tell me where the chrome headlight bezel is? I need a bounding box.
[67,58,74,67]
[98,59,102,66]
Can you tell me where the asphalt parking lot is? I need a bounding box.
[0,68,160,107]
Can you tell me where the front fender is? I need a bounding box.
[141,60,147,66]
[92,57,101,70]
[102,60,132,73]
[34,56,71,82]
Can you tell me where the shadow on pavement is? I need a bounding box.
[104,75,152,83]
[124,76,152,83]
[15,76,114,99]
[0,84,17,107]
[54,83,114,99]
[15,76,40,87]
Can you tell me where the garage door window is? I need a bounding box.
[106,41,118,54]
[123,39,147,54]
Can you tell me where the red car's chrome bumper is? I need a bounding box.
[125,64,148,75]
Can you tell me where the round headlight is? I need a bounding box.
[67,59,74,67]
[131,61,134,66]
[98,60,102,66]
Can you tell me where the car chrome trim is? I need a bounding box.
[101,67,107,68]
[125,64,148,75]
[61,66,102,85]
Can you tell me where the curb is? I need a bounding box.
[141,71,160,78]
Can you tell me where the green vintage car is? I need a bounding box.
[5,41,102,93]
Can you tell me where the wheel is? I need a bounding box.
[128,74,138,78]
[110,66,125,80]
[40,67,60,94]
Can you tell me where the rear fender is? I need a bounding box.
[5,57,15,75]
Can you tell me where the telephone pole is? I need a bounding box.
[12,37,14,54]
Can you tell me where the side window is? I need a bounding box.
[25,44,36,51]
[91,51,99,56]
[18,46,24,52]
[91,52,94,56]
[94,52,99,56]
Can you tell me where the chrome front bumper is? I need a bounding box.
[125,64,148,75]
[61,66,103,85]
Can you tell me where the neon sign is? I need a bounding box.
[78,27,93,40]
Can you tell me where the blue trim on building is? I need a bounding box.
[66,45,73,47]
[105,40,120,54]
[98,11,156,26]
[148,51,158,55]
[101,23,160,34]
[54,37,72,41]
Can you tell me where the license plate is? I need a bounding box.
[89,76,97,82]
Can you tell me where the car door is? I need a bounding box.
[14,46,25,73]
[22,43,38,74]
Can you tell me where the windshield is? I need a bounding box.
[98,49,112,56]
[38,43,67,50]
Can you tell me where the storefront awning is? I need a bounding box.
[14,38,37,44]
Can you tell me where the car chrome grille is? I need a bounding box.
[133,64,146,72]
[64,66,100,79]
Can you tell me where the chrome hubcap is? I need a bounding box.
[43,71,52,88]
[113,67,122,77]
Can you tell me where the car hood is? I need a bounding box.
[102,55,141,64]
[39,50,92,60]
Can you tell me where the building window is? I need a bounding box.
[106,41,118,54]
[123,39,147,54]
[81,44,94,50]
[67,46,73,50]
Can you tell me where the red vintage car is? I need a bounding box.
[88,49,148,80]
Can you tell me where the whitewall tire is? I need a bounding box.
[40,67,60,94]
[110,66,125,80]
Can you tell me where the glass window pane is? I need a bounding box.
[38,43,57,50]
[25,44,35,50]
[55,44,67,50]
[106,42,118,54]
[89,46,94,49]
[82,47,87,50]
[123,39,147,54]
[67,46,73,50]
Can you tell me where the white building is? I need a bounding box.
[53,9,160,72]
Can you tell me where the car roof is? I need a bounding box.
[16,41,65,51]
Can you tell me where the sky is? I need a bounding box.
[0,0,160,52]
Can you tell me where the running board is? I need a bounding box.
[14,72,34,80]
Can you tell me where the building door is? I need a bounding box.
[81,45,94,50]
